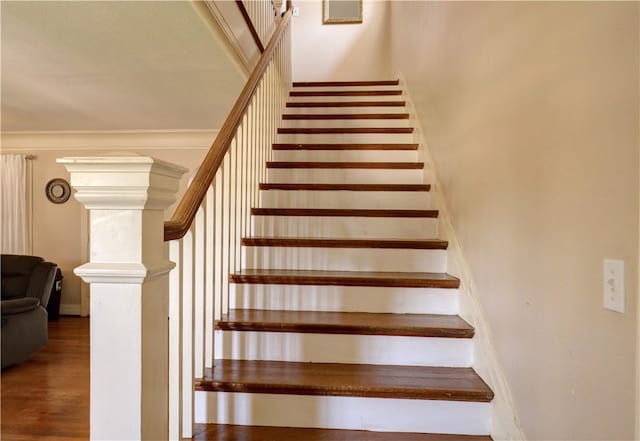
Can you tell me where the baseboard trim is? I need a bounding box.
[398,71,526,441]
[59,304,82,316]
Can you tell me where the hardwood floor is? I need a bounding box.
[1,317,89,441]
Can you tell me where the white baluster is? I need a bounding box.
[229,138,238,275]
[193,207,205,379]
[236,117,246,270]
[221,154,231,315]
[169,239,183,441]
[181,228,195,439]
[214,171,224,321]
[204,186,215,368]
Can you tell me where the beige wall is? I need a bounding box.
[291,0,392,81]
[390,2,639,440]
[3,132,212,313]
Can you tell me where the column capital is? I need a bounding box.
[58,153,188,210]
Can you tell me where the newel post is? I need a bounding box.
[58,155,187,441]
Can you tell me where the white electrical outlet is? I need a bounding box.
[603,259,625,313]
[293,6,300,16]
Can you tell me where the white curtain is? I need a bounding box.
[1,154,29,254]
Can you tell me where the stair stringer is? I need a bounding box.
[398,72,527,441]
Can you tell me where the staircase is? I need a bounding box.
[193,80,495,440]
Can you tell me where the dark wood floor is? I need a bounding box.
[1,317,90,441]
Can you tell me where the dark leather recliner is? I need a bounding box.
[1,254,57,369]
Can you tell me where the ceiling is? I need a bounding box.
[1,1,246,132]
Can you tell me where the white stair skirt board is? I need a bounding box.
[288,95,404,103]
[251,216,438,239]
[230,284,459,315]
[242,246,447,273]
[214,331,472,367]
[267,168,425,185]
[195,392,492,436]
[281,119,411,129]
[259,190,432,210]
[271,150,418,163]
[291,85,403,92]
[276,133,415,144]
[285,106,408,115]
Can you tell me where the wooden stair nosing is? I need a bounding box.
[290,90,403,97]
[286,101,406,108]
[197,360,495,402]
[251,208,438,218]
[266,161,424,169]
[272,143,419,150]
[292,80,400,87]
[230,269,460,289]
[241,237,448,250]
[193,424,494,441]
[282,113,410,120]
[277,127,414,134]
[216,309,474,339]
[259,183,431,191]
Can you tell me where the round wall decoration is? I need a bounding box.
[45,178,71,204]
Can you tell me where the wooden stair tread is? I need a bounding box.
[287,101,406,108]
[283,113,410,120]
[290,90,402,97]
[194,424,493,441]
[230,269,459,288]
[266,161,424,169]
[197,360,494,402]
[251,208,438,218]
[278,127,414,134]
[241,237,448,249]
[217,309,474,338]
[259,183,431,191]
[272,143,418,150]
[292,80,400,87]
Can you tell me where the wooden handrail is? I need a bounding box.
[164,7,292,241]
[236,0,265,53]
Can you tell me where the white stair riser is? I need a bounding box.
[195,392,491,435]
[288,95,404,103]
[285,106,408,115]
[215,331,472,367]
[259,189,431,209]
[242,247,447,273]
[231,284,459,315]
[251,216,438,239]
[281,119,411,129]
[292,85,402,92]
[271,150,418,162]
[277,133,414,144]
[267,168,425,184]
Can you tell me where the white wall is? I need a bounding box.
[2,131,214,313]
[390,2,639,439]
[291,0,392,81]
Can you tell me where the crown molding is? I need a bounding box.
[0,129,219,151]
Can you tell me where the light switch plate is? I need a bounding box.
[603,259,624,313]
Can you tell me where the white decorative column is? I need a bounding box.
[58,155,187,441]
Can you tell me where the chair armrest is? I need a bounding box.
[1,297,40,315]
[26,262,57,307]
